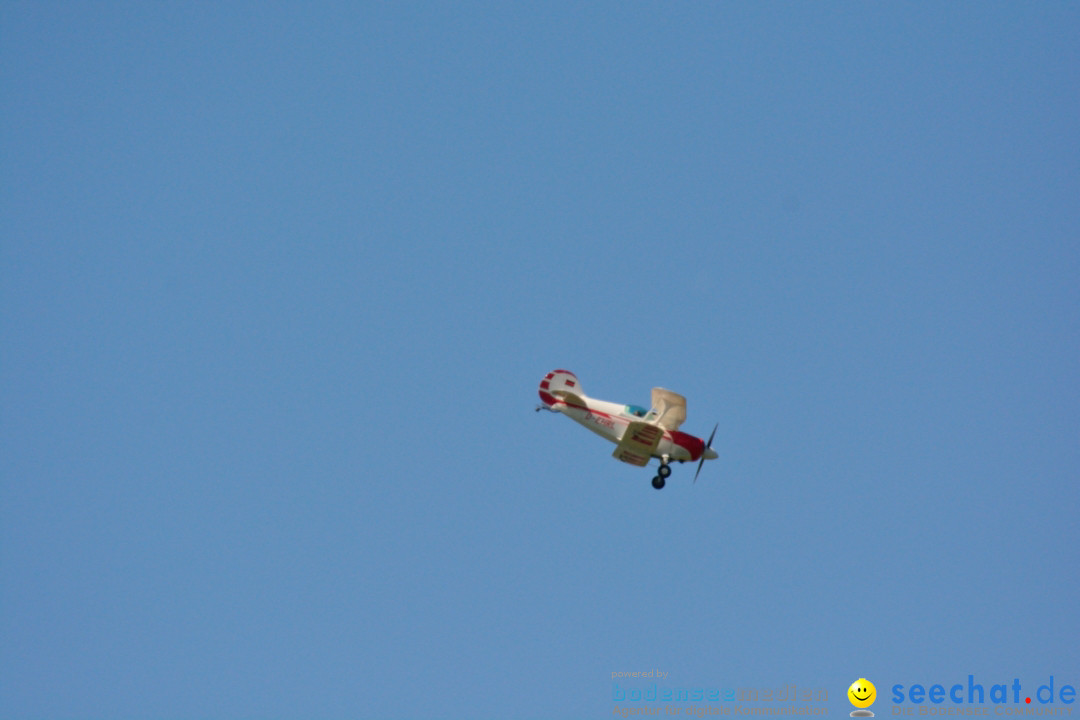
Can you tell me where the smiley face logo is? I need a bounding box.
[848,678,876,708]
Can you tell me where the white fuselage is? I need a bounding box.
[552,396,699,463]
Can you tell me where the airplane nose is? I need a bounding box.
[704,447,719,460]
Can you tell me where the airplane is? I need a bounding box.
[535,369,718,489]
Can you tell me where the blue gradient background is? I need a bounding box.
[3,3,1077,719]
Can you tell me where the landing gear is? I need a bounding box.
[652,458,672,489]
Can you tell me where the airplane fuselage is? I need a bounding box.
[537,369,718,488]
[552,395,708,463]
[538,369,717,466]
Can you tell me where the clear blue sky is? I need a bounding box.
[2,3,1077,719]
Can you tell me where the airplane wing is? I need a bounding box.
[650,388,687,431]
[612,421,664,466]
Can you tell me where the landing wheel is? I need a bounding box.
[652,475,666,490]
[658,464,672,479]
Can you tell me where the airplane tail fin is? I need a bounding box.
[538,369,586,408]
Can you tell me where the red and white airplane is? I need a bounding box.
[536,369,718,489]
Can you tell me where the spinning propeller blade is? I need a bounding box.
[694,423,718,483]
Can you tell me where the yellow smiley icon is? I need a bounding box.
[848,678,876,708]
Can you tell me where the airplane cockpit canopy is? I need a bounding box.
[625,405,649,418]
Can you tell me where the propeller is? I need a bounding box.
[694,423,718,483]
